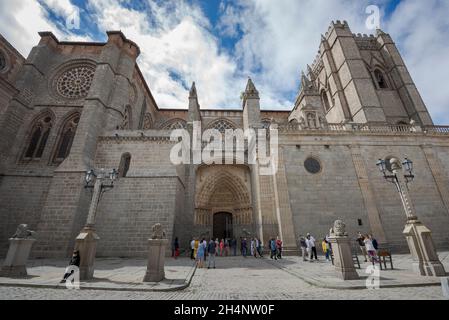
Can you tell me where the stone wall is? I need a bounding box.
[281,131,449,252]
[0,176,51,256]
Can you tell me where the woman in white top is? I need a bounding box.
[364,235,378,263]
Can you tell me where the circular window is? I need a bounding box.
[54,65,95,99]
[304,157,322,174]
[0,52,6,71]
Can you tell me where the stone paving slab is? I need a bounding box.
[262,251,449,290]
[0,257,197,292]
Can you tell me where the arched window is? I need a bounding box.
[374,69,388,89]
[321,90,331,112]
[53,113,80,163]
[208,119,236,133]
[119,153,131,178]
[23,113,53,160]
[161,119,187,130]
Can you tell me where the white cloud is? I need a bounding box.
[385,0,449,124]
[0,0,448,123]
[0,0,91,56]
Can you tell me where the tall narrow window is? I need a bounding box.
[321,90,331,112]
[374,69,388,89]
[23,115,53,160]
[53,113,80,163]
[119,153,131,178]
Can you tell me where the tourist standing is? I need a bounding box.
[322,238,331,262]
[173,237,180,259]
[276,236,283,259]
[364,235,378,263]
[220,239,225,256]
[196,240,205,268]
[190,238,195,260]
[250,238,255,257]
[225,238,230,256]
[232,238,237,256]
[299,235,308,261]
[215,238,220,256]
[193,238,200,261]
[307,233,318,261]
[255,237,263,257]
[202,238,207,262]
[369,234,379,251]
[270,238,277,260]
[207,239,217,269]
[356,232,368,262]
[241,238,248,257]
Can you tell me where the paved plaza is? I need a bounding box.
[1,251,449,300]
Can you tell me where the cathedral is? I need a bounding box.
[0,21,448,258]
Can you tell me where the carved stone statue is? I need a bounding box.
[319,115,328,128]
[151,223,166,240]
[329,220,347,237]
[298,116,307,129]
[11,224,35,239]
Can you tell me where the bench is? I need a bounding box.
[374,248,393,270]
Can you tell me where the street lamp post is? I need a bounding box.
[75,168,118,280]
[376,157,446,276]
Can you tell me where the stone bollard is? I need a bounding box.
[442,278,449,300]
[75,226,100,281]
[143,223,168,283]
[328,220,360,280]
[0,225,36,278]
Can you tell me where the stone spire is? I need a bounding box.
[300,71,317,94]
[242,77,261,130]
[188,82,201,122]
[242,77,259,107]
[189,81,197,99]
[307,64,316,81]
[245,77,259,96]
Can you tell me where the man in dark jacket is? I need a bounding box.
[60,250,80,283]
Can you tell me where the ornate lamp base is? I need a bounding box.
[403,217,446,277]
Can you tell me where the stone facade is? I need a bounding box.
[0,21,448,259]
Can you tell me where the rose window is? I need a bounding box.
[55,66,95,99]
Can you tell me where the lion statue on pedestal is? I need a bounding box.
[151,223,166,240]
[329,220,347,237]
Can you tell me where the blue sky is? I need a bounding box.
[1,0,449,124]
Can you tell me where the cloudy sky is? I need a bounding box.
[0,0,448,124]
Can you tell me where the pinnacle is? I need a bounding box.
[189,82,197,98]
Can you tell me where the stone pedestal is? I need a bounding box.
[328,235,360,280]
[0,238,36,277]
[143,239,168,282]
[403,218,446,277]
[75,227,99,281]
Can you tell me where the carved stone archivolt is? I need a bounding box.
[195,168,252,226]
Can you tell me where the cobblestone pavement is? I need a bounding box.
[0,256,447,300]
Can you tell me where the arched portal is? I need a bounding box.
[213,212,233,240]
[195,165,253,239]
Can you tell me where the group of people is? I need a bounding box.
[298,233,330,262]
[356,232,379,263]
[175,230,381,269]
[268,237,283,260]
[186,236,266,268]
